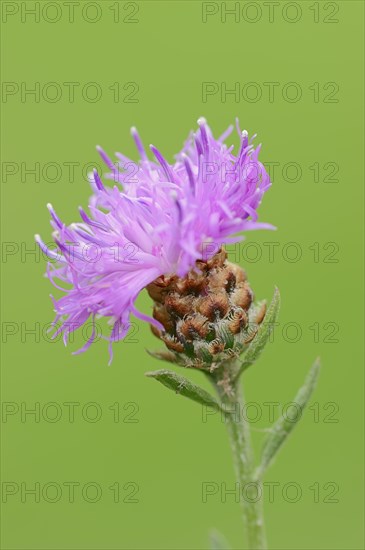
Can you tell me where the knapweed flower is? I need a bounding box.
[36,118,273,362]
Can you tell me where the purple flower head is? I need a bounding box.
[36,118,274,361]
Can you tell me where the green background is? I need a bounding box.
[1,1,364,548]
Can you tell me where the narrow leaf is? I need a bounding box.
[209,530,231,550]
[146,369,222,410]
[239,287,280,375]
[256,358,321,479]
[146,349,179,364]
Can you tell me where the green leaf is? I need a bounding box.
[256,358,321,479]
[239,287,280,375]
[145,369,222,410]
[146,349,179,364]
[209,529,231,550]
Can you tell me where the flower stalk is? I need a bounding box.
[214,364,267,550]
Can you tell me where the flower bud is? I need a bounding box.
[147,250,266,371]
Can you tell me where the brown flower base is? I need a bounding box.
[147,250,266,371]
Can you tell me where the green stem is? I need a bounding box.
[216,375,267,550]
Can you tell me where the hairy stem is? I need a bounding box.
[215,373,267,550]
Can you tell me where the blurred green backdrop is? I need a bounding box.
[1,1,364,549]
